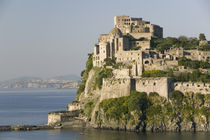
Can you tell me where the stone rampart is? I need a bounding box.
[174,82,210,94]
[48,110,80,125]
[135,77,174,98]
[100,78,132,101]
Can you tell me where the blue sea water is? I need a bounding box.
[0,88,76,125]
[0,88,209,140]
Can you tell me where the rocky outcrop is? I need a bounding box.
[48,61,209,132]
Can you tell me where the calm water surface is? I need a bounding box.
[0,88,209,140]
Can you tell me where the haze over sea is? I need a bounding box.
[0,88,209,140]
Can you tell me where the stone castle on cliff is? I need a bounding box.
[92,15,210,99]
[48,15,210,126]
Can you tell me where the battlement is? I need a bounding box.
[175,82,210,94]
[93,15,163,69]
[114,15,163,38]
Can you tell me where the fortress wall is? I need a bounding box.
[135,77,173,98]
[48,111,80,125]
[116,51,143,76]
[115,50,142,63]
[48,114,61,125]
[112,69,130,78]
[130,41,150,50]
[100,78,131,101]
[184,50,210,61]
[129,33,152,39]
[174,82,210,94]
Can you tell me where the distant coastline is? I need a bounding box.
[0,75,81,89]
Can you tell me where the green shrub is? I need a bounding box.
[149,92,159,97]
[84,101,95,118]
[142,69,210,83]
[199,33,206,41]
[178,57,210,69]
[99,91,150,121]
[142,70,169,77]
[94,68,112,89]
[130,46,141,50]
[198,44,210,51]
[169,90,184,103]
[128,91,149,112]
[104,57,116,66]
[76,53,93,100]
[151,36,199,52]
[99,96,129,120]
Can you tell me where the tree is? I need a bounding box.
[169,90,184,104]
[128,91,149,112]
[199,33,206,41]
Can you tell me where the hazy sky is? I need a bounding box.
[0,0,209,81]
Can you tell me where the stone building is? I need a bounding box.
[92,15,209,99]
[114,15,163,38]
[93,15,163,76]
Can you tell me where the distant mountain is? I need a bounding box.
[49,74,81,81]
[0,75,81,89]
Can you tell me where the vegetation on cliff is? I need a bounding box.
[142,70,210,83]
[76,55,114,100]
[178,57,210,69]
[76,53,93,100]
[151,36,199,52]
[95,91,210,132]
[151,34,210,52]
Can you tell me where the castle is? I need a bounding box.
[92,15,210,99]
[48,16,210,127]
[93,15,163,76]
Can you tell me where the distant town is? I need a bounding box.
[0,75,81,89]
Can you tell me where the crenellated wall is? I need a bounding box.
[135,77,174,98]
[174,82,210,94]
[100,78,132,101]
[100,77,174,100]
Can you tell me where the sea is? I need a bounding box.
[0,88,209,140]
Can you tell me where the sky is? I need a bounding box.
[0,0,209,81]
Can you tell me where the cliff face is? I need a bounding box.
[67,64,210,132]
[48,55,209,132]
[93,92,209,132]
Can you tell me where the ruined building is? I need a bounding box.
[91,15,209,99]
[93,15,163,76]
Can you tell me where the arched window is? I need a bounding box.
[145,27,150,33]
[145,60,149,64]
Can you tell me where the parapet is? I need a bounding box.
[175,82,210,94]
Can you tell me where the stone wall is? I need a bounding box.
[100,77,174,100]
[68,101,80,111]
[100,78,132,101]
[48,110,80,125]
[112,69,130,78]
[135,77,174,98]
[174,82,210,94]
[184,50,210,62]
[130,40,150,50]
[115,50,143,76]
[48,113,61,125]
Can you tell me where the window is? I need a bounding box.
[145,60,149,64]
[145,27,150,32]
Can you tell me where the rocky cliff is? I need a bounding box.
[48,54,210,132]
